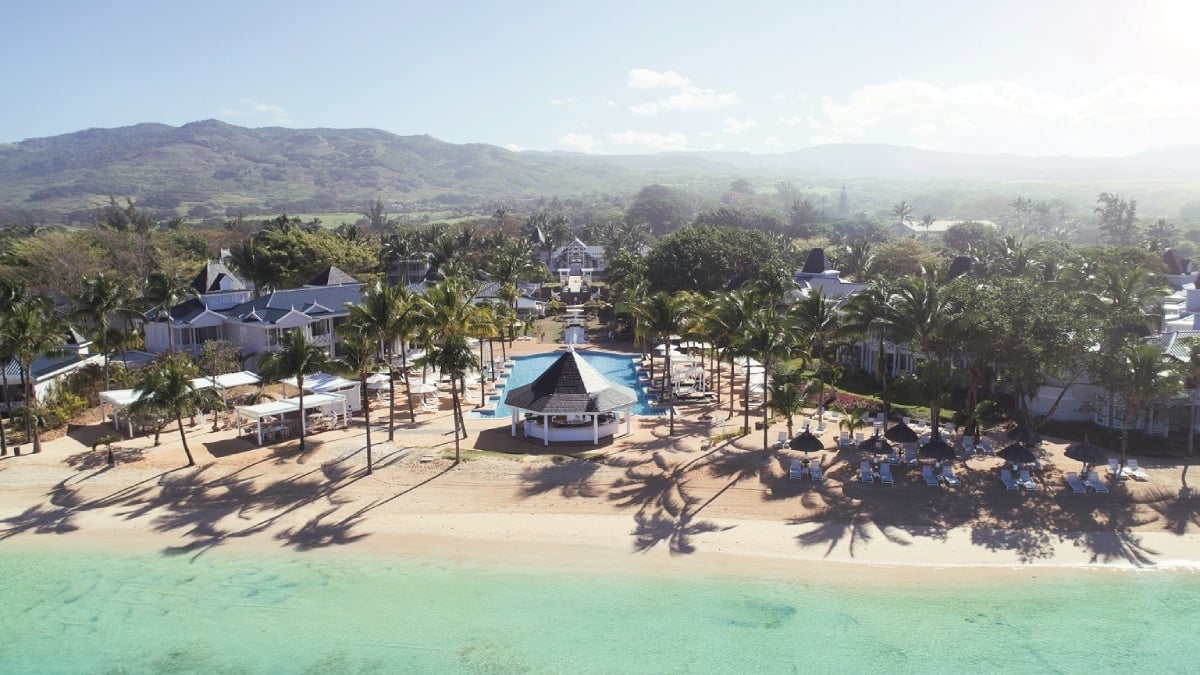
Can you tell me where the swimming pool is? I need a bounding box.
[477,350,655,418]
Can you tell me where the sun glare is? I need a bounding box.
[1158,0,1200,51]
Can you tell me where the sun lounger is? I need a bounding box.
[1108,458,1121,475]
[962,436,975,457]
[1000,469,1019,491]
[905,448,921,466]
[1087,471,1109,494]
[941,465,961,487]
[981,438,995,456]
[855,432,865,444]
[809,461,823,482]
[879,463,894,485]
[838,430,851,447]
[1066,472,1087,494]
[922,464,940,486]
[1126,459,1150,481]
[790,458,803,480]
[860,461,875,484]
[1019,469,1039,491]
[826,410,841,424]
[919,434,930,446]
[776,431,788,449]
[886,451,900,466]
[942,423,956,438]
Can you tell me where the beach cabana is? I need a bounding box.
[99,388,143,437]
[280,372,361,412]
[505,348,636,445]
[190,370,263,407]
[234,400,298,445]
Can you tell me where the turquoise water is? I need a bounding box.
[487,350,653,419]
[2,546,1198,673]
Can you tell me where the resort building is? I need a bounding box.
[0,328,102,405]
[889,218,997,238]
[550,237,606,276]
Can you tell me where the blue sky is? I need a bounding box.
[5,0,1199,156]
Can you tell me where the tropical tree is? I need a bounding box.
[842,280,898,420]
[890,200,913,227]
[129,354,205,466]
[740,313,800,451]
[74,272,135,390]
[631,292,694,435]
[426,332,477,463]
[1106,342,1182,466]
[0,297,65,453]
[1186,338,1200,458]
[345,281,410,434]
[332,330,382,475]
[258,329,330,452]
[142,269,198,352]
[767,368,813,441]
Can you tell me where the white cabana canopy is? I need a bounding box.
[280,372,357,392]
[99,388,141,408]
[233,392,349,445]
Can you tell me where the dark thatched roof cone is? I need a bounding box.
[789,428,825,453]
[919,437,956,461]
[997,443,1038,464]
[504,351,637,414]
[884,420,919,444]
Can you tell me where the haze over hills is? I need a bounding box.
[1,120,1198,220]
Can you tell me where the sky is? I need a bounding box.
[4,0,1200,157]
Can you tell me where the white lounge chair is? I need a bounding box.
[776,431,788,449]
[1088,471,1109,494]
[1019,469,1039,491]
[886,450,900,466]
[860,461,875,484]
[838,430,852,447]
[941,465,961,487]
[879,463,894,485]
[1000,469,1019,491]
[826,410,841,424]
[904,448,921,466]
[962,436,976,458]
[790,458,803,480]
[922,464,940,487]
[1066,472,1087,494]
[981,438,995,456]
[1126,459,1150,481]
[809,461,823,482]
[942,423,956,439]
[1108,458,1121,476]
[855,432,865,444]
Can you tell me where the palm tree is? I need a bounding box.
[1107,342,1182,466]
[631,292,693,435]
[74,272,135,391]
[332,330,382,475]
[767,368,813,441]
[740,313,801,452]
[226,237,274,298]
[143,269,199,353]
[129,354,205,466]
[426,333,478,463]
[258,329,330,452]
[844,280,898,420]
[0,297,65,454]
[345,281,411,435]
[1186,338,1200,458]
[707,289,754,417]
[891,200,913,228]
[793,288,842,419]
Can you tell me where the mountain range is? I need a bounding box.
[2,119,1198,219]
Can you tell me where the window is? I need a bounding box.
[311,321,329,337]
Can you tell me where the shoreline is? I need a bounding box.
[3,339,1200,583]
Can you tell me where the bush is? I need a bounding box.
[43,383,89,428]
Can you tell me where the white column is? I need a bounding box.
[511,408,518,437]
[593,415,598,444]
[543,414,549,446]
[625,406,632,436]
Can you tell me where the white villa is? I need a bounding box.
[551,237,605,282]
[144,263,363,369]
[1,328,102,405]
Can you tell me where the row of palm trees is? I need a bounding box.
[615,250,1180,461]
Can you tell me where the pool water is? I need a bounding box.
[483,350,654,418]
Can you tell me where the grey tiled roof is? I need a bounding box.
[224,285,361,324]
[192,260,247,293]
[504,351,637,414]
[1146,330,1200,362]
[305,265,360,287]
[2,353,88,380]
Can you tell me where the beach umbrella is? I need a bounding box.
[884,420,919,444]
[366,373,390,390]
[1065,436,1107,469]
[997,442,1037,465]
[410,382,438,394]
[789,428,825,454]
[858,434,892,456]
[919,437,956,462]
[1006,426,1043,445]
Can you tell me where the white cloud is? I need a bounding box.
[625,68,739,115]
[557,133,600,153]
[629,89,740,115]
[777,116,806,127]
[606,130,689,152]
[626,68,690,89]
[503,143,524,152]
[722,117,757,135]
[763,136,785,149]
[549,96,578,107]
[602,97,618,107]
[220,100,292,125]
[808,74,1200,151]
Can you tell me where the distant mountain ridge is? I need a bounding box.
[1,120,1198,218]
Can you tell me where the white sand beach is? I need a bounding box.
[3,339,1199,581]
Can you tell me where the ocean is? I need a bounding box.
[2,545,1197,673]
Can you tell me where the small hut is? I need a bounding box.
[504,349,637,445]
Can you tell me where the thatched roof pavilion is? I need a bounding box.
[504,349,636,445]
